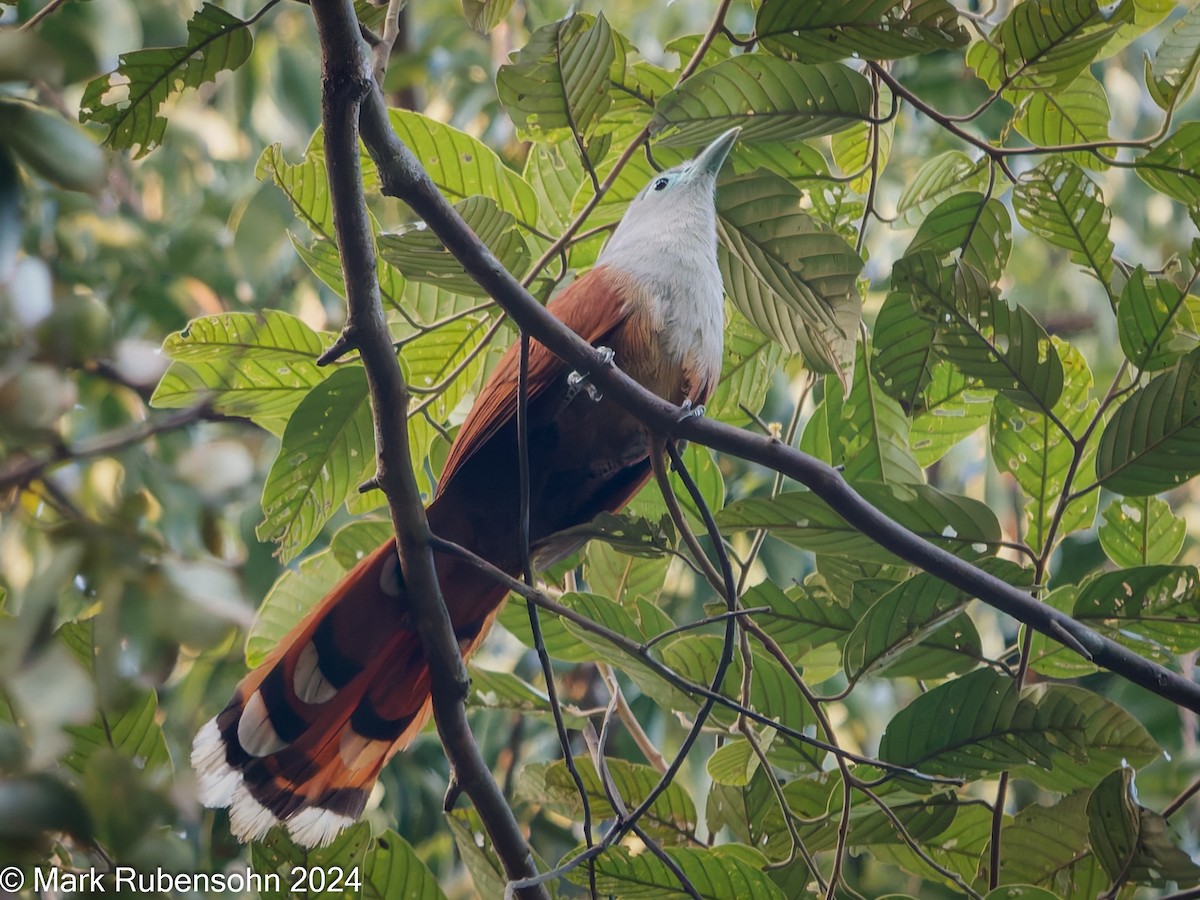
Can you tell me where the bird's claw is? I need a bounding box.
[678,400,706,422]
[566,346,615,403]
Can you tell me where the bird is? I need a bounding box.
[192,127,740,847]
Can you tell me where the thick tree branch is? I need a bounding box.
[354,76,1200,715]
[308,2,545,896]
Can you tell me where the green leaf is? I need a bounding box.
[65,689,171,775]
[747,578,866,656]
[251,822,372,900]
[150,311,331,436]
[496,13,616,141]
[1122,805,1200,888]
[363,829,449,900]
[705,311,785,428]
[79,3,252,157]
[1148,4,1200,110]
[383,109,540,229]
[651,57,872,147]
[523,141,585,235]
[467,667,589,729]
[564,843,785,899]
[995,790,1107,897]
[380,196,530,294]
[1013,159,1115,287]
[1073,564,1200,653]
[1135,123,1200,207]
[1016,72,1113,169]
[894,253,1064,411]
[878,613,984,680]
[1028,586,1099,679]
[1014,687,1159,791]
[446,810,507,899]
[246,546,344,667]
[843,560,1027,682]
[871,802,995,888]
[1098,496,1187,567]
[257,366,375,563]
[1116,266,1198,371]
[716,170,862,380]
[257,138,337,240]
[966,0,1130,96]
[990,339,1098,553]
[717,481,1002,562]
[895,151,990,228]
[707,735,772,787]
[520,756,695,842]
[756,0,967,63]
[872,286,937,409]
[1087,768,1140,884]
[585,541,669,607]
[461,0,514,35]
[878,669,1085,778]
[1096,348,1200,495]
[831,84,894,195]
[908,363,995,466]
[802,343,922,484]
[906,191,1013,283]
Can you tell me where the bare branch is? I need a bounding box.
[307,2,545,895]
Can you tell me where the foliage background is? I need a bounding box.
[3,0,1200,897]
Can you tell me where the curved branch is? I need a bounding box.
[355,76,1200,716]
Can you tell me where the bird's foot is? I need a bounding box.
[678,399,706,422]
[566,346,615,403]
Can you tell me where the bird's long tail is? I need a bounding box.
[191,539,505,847]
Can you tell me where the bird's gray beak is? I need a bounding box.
[692,127,741,179]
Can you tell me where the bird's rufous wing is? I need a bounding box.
[436,265,632,494]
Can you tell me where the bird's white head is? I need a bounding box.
[598,127,740,276]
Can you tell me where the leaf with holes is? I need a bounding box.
[497,13,617,142]
[651,56,871,147]
[1014,159,1115,288]
[1098,496,1187,567]
[717,481,1002,562]
[467,667,589,729]
[909,362,995,466]
[966,0,1130,96]
[1117,266,1199,371]
[716,170,862,381]
[906,191,1012,283]
[894,253,1064,411]
[257,366,375,563]
[756,0,966,63]
[1096,348,1200,494]
[990,339,1098,554]
[1148,4,1200,110]
[79,3,252,157]
[1073,565,1200,654]
[1136,123,1200,207]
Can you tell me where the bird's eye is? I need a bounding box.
[653,177,669,191]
